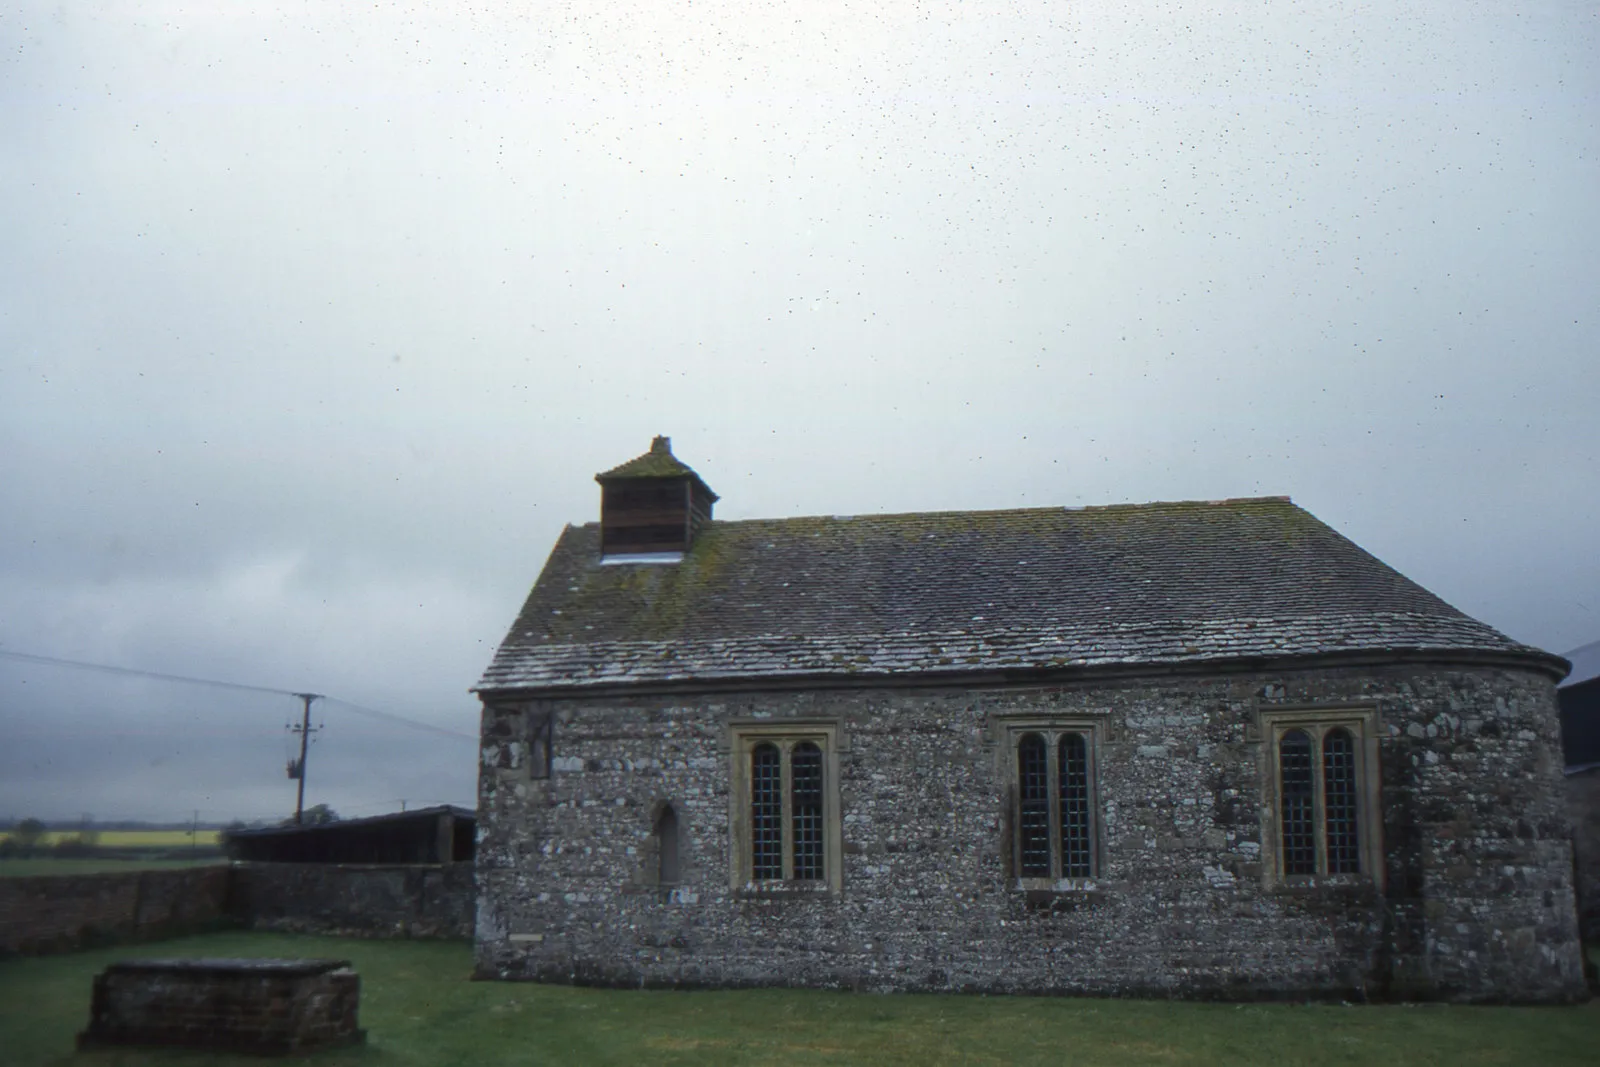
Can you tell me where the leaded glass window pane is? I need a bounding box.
[750,743,783,880]
[1018,733,1050,878]
[790,741,825,881]
[1279,729,1316,875]
[1058,733,1092,877]
[1323,728,1360,874]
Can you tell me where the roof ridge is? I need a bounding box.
[568,495,1300,530]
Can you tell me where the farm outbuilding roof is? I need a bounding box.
[478,497,1563,692]
[226,805,474,865]
[1561,638,1600,688]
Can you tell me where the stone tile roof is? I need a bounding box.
[478,497,1560,691]
[595,435,704,482]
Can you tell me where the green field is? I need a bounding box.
[0,827,225,877]
[2,932,1596,1066]
[4,830,223,848]
[0,858,226,877]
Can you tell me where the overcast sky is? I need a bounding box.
[1,1,1595,824]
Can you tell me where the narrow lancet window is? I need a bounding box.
[1279,729,1316,875]
[790,742,824,880]
[750,743,783,880]
[1323,728,1360,874]
[1017,733,1051,878]
[656,804,680,885]
[1058,733,1092,877]
[527,711,553,779]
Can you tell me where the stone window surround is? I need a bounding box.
[1255,703,1384,890]
[991,713,1108,891]
[724,718,845,899]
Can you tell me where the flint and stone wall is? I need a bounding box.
[233,862,474,939]
[475,661,1588,1002]
[1,863,472,957]
[0,866,231,957]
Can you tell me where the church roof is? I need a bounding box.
[477,496,1564,692]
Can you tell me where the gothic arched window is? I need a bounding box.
[1263,713,1377,881]
[731,723,841,893]
[1323,728,1360,874]
[1058,733,1093,878]
[1279,730,1316,876]
[1017,734,1051,877]
[750,743,783,880]
[790,741,824,881]
[1006,723,1100,882]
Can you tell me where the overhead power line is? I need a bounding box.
[322,697,476,741]
[0,648,291,697]
[0,647,475,741]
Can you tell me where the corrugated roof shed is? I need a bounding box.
[226,805,474,864]
[479,497,1562,692]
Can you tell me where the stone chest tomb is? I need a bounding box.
[78,958,364,1055]
[473,437,1587,1002]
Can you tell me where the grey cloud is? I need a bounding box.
[1,1,1595,820]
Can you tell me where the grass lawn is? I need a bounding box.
[2,932,1595,1067]
[0,858,227,877]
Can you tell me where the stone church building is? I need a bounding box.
[473,437,1587,1002]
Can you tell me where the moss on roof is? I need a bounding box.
[480,495,1562,690]
[596,436,700,481]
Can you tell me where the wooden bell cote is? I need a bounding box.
[594,436,718,562]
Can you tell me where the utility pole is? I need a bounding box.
[288,693,322,825]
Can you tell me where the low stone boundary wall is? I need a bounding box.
[0,862,473,956]
[78,957,364,1055]
[231,862,474,939]
[0,866,231,957]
